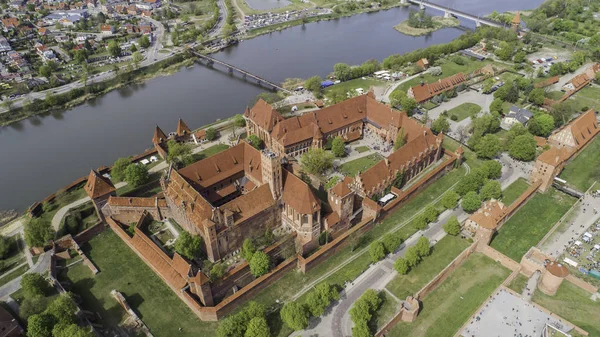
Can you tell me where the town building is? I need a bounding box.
[407,73,467,103]
[500,106,533,130]
[531,109,599,191]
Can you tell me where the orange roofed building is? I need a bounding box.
[245,91,420,157]
[161,142,322,261]
[407,73,467,103]
[531,109,599,191]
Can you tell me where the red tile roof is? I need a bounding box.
[176,118,191,136]
[85,170,115,199]
[153,125,167,144]
[245,99,283,132]
[282,169,320,214]
[409,73,466,103]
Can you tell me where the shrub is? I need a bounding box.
[305,282,340,317]
[381,233,402,254]
[280,302,309,331]
[441,191,460,210]
[450,114,458,121]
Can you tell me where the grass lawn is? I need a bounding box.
[339,153,384,177]
[446,103,481,122]
[387,253,510,337]
[374,291,400,331]
[545,91,564,100]
[187,143,230,163]
[559,135,600,192]
[354,146,370,153]
[385,235,470,300]
[506,273,529,294]
[490,188,576,261]
[60,230,217,336]
[501,178,530,206]
[0,265,29,288]
[573,86,600,112]
[249,166,467,337]
[532,281,600,336]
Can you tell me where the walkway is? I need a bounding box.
[377,73,424,104]
[0,251,52,300]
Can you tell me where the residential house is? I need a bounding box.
[100,24,115,36]
[1,17,20,30]
[500,106,533,130]
[415,58,429,70]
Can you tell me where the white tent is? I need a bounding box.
[575,240,583,246]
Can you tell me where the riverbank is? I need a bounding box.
[0,55,194,127]
[394,16,460,36]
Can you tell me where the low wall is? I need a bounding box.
[415,242,477,300]
[480,245,521,271]
[73,221,106,244]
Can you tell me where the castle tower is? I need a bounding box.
[152,125,167,145]
[261,150,283,199]
[511,12,521,32]
[84,169,116,221]
[538,261,568,296]
[176,118,191,136]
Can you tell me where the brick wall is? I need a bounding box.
[480,245,521,271]
[565,274,599,294]
[73,221,106,244]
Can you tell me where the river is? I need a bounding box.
[0,0,545,212]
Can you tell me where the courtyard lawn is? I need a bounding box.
[60,230,217,336]
[490,188,576,261]
[339,153,384,177]
[385,235,470,300]
[506,273,529,294]
[249,166,467,337]
[190,143,230,162]
[559,135,600,192]
[354,145,370,153]
[501,178,530,206]
[533,281,600,337]
[387,253,510,337]
[573,86,600,112]
[447,102,481,122]
[442,137,483,170]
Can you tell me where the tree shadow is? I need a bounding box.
[124,292,145,319]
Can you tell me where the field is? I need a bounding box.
[339,153,384,177]
[559,135,600,192]
[374,291,400,331]
[501,178,530,206]
[385,235,470,299]
[387,253,510,337]
[490,188,576,261]
[446,102,481,122]
[532,281,600,337]
[59,230,217,336]
[506,273,529,294]
[248,165,467,337]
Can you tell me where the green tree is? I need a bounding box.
[167,140,192,164]
[107,40,121,57]
[394,258,410,275]
[331,136,345,157]
[280,302,309,331]
[21,273,48,299]
[124,163,149,187]
[389,90,407,108]
[26,313,54,337]
[132,51,143,68]
[39,65,52,78]
[509,134,537,161]
[206,127,217,140]
[461,191,482,213]
[381,233,402,254]
[210,263,226,281]
[443,216,461,236]
[45,294,77,325]
[550,101,576,126]
[528,88,545,106]
[244,317,270,337]
[24,218,54,248]
[247,134,263,149]
[415,236,431,257]
[455,172,485,196]
[431,117,450,134]
[475,134,501,159]
[111,157,130,182]
[242,239,256,261]
[305,282,340,317]
[74,49,88,64]
[174,232,203,260]
[352,321,371,337]
[0,236,9,259]
[369,241,386,262]
[513,50,526,63]
[528,114,555,137]
[130,44,138,53]
[423,205,438,223]
[441,191,460,210]
[489,98,504,114]
[249,251,270,277]
[495,41,514,61]
[481,160,502,179]
[404,246,421,267]
[301,148,334,175]
[333,63,352,81]
[233,114,246,136]
[139,35,151,48]
[394,128,406,150]
[52,323,95,337]
[480,180,502,200]
[304,75,322,93]
[414,213,428,230]
[401,97,417,113]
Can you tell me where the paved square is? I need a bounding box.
[461,288,573,337]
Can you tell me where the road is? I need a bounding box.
[0,250,52,300]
